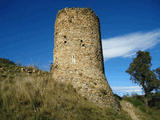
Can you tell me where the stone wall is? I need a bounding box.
[51,8,119,110]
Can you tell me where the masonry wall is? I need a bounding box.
[52,8,119,110]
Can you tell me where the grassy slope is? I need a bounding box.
[123,95,160,120]
[0,58,131,120]
[1,58,160,120]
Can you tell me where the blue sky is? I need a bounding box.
[0,0,160,95]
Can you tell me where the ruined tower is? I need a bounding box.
[52,8,119,109]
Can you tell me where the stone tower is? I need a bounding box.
[52,8,119,110]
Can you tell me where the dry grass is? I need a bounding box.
[0,58,131,120]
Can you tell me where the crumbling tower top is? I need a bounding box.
[53,8,104,77]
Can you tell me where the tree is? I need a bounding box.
[154,67,160,80]
[153,67,160,92]
[126,51,158,106]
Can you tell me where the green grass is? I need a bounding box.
[123,94,160,120]
[0,58,131,120]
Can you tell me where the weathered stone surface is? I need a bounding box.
[51,8,119,110]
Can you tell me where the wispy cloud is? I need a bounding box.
[111,86,143,96]
[102,30,160,60]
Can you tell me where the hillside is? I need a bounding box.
[0,58,159,120]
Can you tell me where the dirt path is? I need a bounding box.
[120,100,139,120]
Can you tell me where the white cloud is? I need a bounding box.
[102,30,160,60]
[111,86,143,96]
[112,86,143,93]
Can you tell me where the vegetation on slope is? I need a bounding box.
[126,51,160,106]
[0,58,130,120]
[124,50,160,120]
[123,94,160,120]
